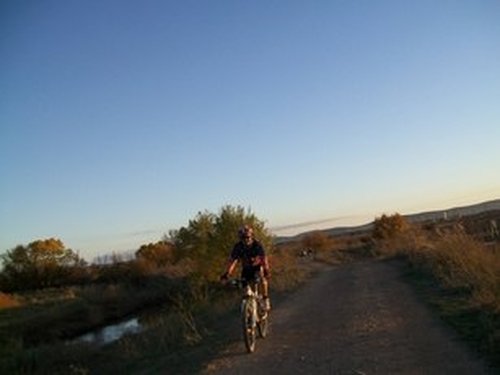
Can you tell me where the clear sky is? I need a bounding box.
[1,1,499,261]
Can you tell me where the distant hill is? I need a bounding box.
[403,199,500,223]
[276,198,500,243]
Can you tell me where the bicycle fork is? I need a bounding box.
[241,297,257,326]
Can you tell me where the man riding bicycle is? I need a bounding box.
[220,225,271,311]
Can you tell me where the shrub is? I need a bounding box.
[135,241,174,267]
[373,213,409,240]
[301,231,332,255]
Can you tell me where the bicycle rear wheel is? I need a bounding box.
[242,299,256,353]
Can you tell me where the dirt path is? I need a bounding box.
[202,259,492,374]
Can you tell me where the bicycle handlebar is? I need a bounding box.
[228,276,261,287]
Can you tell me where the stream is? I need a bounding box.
[68,305,171,346]
[70,317,143,345]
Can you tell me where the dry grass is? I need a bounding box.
[375,226,500,368]
[0,292,21,309]
[0,244,314,373]
[270,246,307,291]
[383,228,500,313]
[416,233,499,311]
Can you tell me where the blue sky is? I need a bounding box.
[1,1,499,261]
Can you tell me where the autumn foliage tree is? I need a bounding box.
[0,238,86,291]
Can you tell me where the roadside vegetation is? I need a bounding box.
[0,205,311,374]
[372,213,500,368]
[2,205,498,373]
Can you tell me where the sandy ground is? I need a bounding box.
[202,259,493,375]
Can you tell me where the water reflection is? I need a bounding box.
[72,318,142,345]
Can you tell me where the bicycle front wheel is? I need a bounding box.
[257,311,269,338]
[242,299,256,353]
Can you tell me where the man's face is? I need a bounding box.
[243,235,253,246]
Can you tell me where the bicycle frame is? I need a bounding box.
[231,278,268,353]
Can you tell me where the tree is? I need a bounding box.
[167,205,273,281]
[0,238,86,291]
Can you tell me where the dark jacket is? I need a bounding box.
[230,240,266,270]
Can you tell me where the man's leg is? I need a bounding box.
[261,277,269,298]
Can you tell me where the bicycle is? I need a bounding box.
[230,277,269,353]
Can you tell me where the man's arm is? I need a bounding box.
[261,255,270,277]
[257,242,270,277]
[220,248,239,281]
[224,258,238,277]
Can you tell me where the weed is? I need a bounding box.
[0,292,21,309]
[378,226,500,369]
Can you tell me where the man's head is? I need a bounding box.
[238,224,254,245]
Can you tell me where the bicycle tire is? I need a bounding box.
[257,312,269,338]
[242,299,256,353]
